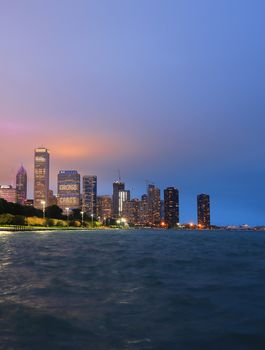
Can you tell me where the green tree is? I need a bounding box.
[46,205,63,219]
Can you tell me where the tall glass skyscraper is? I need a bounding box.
[16,165,27,205]
[112,180,125,218]
[164,187,179,228]
[57,170,80,213]
[118,189,130,217]
[82,175,97,217]
[34,148,50,209]
[197,194,210,228]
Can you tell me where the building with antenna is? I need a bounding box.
[16,165,27,205]
[112,180,125,218]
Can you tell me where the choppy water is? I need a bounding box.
[1,229,265,350]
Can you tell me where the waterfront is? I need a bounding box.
[1,229,265,349]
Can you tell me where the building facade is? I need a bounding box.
[83,175,97,217]
[16,165,27,205]
[123,198,141,225]
[197,194,210,228]
[139,194,149,225]
[57,170,80,213]
[97,195,112,221]
[118,190,130,217]
[0,185,17,203]
[164,187,179,228]
[147,184,161,225]
[34,147,50,209]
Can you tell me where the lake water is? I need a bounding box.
[0,229,265,350]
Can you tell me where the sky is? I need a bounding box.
[0,0,265,226]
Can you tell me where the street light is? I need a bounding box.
[66,207,70,227]
[80,211,84,228]
[91,213,94,228]
[41,200,46,219]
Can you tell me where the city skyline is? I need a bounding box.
[1,1,265,225]
[0,145,263,227]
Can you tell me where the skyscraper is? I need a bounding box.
[140,194,149,225]
[112,180,125,218]
[57,170,80,213]
[147,184,161,225]
[83,175,97,217]
[34,147,50,209]
[164,187,179,228]
[16,165,27,205]
[123,198,141,225]
[118,189,130,217]
[197,194,210,228]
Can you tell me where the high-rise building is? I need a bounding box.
[123,198,141,225]
[118,190,130,217]
[57,170,80,213]
[147,184,161,225]
[197,194,210,228]
[0,185,17,203]
[16,165,27,205]
[140,194,149,225]
[34,147,50,209]
[164,187,179,228]
[97,195,112,221]
[83,175,97,217]
[112,180,125,218]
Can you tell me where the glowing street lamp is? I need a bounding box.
[91,213,94,228]
[80,211,84,228]
[66,207,70,226]
[41,200,46,219]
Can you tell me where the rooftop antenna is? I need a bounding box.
[10,168,15,188]
[118,169,121,182]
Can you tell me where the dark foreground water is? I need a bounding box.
[1,230,265,350]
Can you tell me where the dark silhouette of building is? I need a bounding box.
[16,165,27,205]
[164,187,179,228]
[197,194,210,228]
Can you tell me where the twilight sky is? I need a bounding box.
[0,0,265,226]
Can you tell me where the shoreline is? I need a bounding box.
[0,226,264,233]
